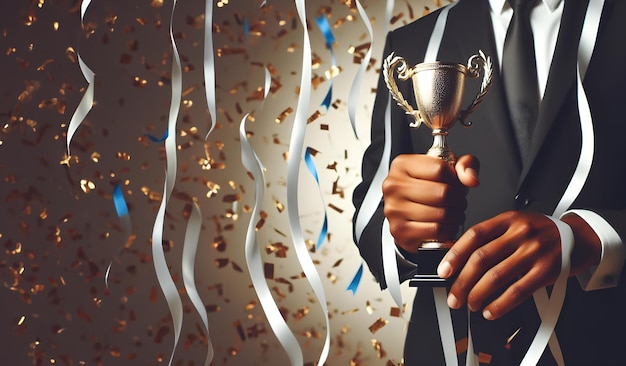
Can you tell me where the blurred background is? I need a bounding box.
[1,1,446,365]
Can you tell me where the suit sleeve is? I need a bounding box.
[352,32,420,289]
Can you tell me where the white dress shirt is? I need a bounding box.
[488,0,625,290]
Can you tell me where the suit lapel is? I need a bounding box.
[518,0,589,185]
[445,0,522,169]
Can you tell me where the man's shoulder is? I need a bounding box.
[389,7,445,41]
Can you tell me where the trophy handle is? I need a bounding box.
[383,53,423,128]
[458,50,493,127]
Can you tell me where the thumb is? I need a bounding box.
[455,154,480,188]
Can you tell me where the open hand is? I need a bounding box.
[438,211,600,320]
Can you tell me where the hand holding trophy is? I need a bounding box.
[383,51,493,286]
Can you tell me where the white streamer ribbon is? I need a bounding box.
[353,0,394,243]
[528,1,604,365]
[151,180,183,366]
[434,286,459,366]
[423,1,458,63]
[523,217,574,366]
[422,5,464,365]
[203,0,217,138]
[240,114,303,365]
[347,0,376,138]
[552,0,602,219]
[150,1,185,365]
[67,0,94,156]
[285,2,331,364]
[182,202,213,366]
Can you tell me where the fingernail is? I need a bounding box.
[447,293,460,309]
[483,309,493,320]
[437,261,452,278]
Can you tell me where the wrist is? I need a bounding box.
[560,212,602,275]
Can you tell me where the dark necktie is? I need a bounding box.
[502,0,539,163]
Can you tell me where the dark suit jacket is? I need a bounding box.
[353,0,626,364]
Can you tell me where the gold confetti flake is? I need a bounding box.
[325,65,342,79]
[132,76,148,88]
[293,307,310,321]
[275,278,294,293]
[272,198,285,213]
[478,352,492,364]
[328,203,344,213]
[264,263,274,279]
[307,111,321,124]
[265,242,288,258]
[116,152,131,161]
[35,59,54,71]
[371,339,387,359]
[368,318,388,334]
[90,152,101,163]
[79,179,95,193]
[275,107,293,124]
[245,300,257,311]
[507,327,522,344]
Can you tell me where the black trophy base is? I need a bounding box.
[409,246,452,287]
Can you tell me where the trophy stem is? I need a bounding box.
[426,129,456,165]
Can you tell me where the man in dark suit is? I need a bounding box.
[353,0,626,364]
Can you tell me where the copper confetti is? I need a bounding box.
[368,318,389,334]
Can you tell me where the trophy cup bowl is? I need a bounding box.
[383,51,493,286]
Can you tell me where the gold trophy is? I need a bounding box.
[383,51,493,286]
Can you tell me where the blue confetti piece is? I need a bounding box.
[113,183,129,217]
[316,215,328,250]
[146,129,169,143]
[321,87,332,110]
[315,15,335,50]
[304,148,319,183]
[347,263,364,295]
[315,15,336,111]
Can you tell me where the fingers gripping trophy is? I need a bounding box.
[383,51,493,286]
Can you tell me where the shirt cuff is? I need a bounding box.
[562,209,626,290]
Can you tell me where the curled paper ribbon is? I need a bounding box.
[203,0,217,138]
[347,0,375,139]
[315,14,336,110]
[286,1,331,364]
[66,0,94,156]
[304,148,328,250]
[421,4,464,366]
[182,202,213,366]
[350,0,395,296]
[240,114,303,365]
[528,2,604,365]
[151,181,183,366]
[523,216,573,366]
[149,1,185,365]
[106,183,132,288]
[146,130,169,143]
[346,263,364,295]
